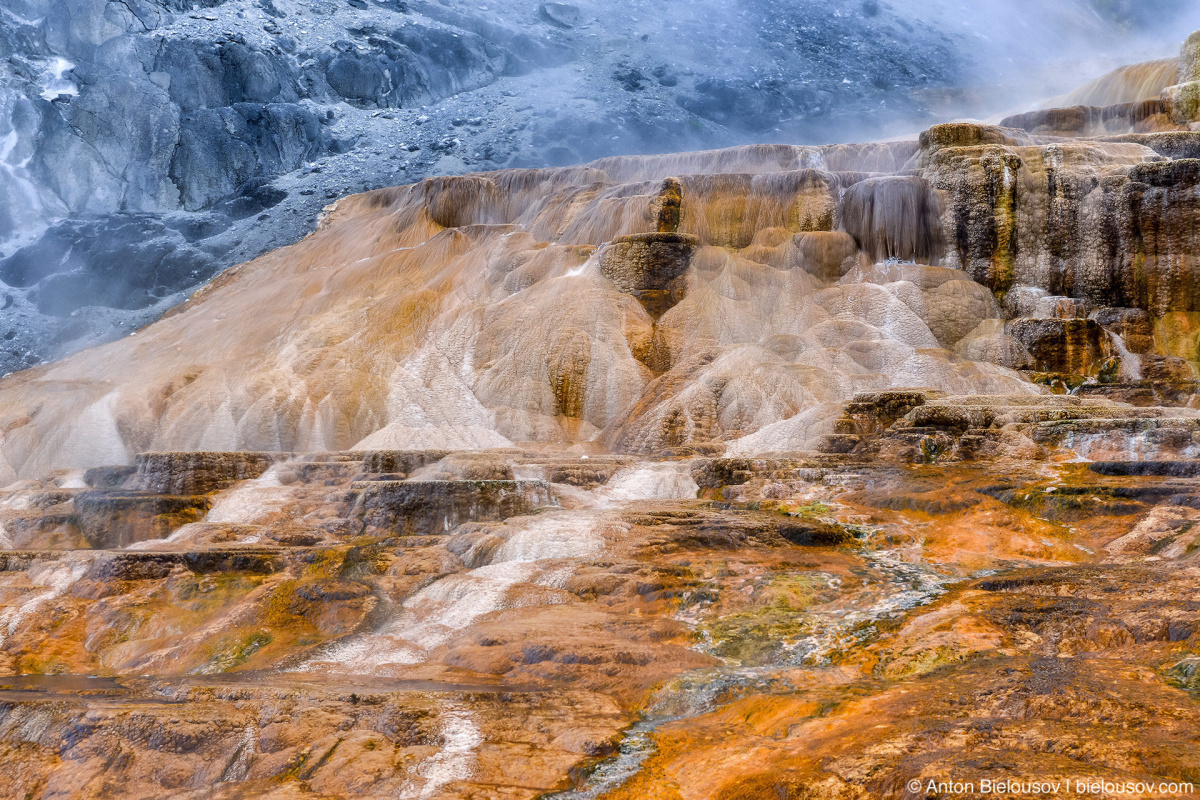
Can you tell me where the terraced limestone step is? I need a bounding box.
[1089,460,1200,477]
[358,450,450,478]
[348,480,555,536]
[75,491,213,549]
[134,452,293,495]
[0,548,285,578]
[823,392,1200,463]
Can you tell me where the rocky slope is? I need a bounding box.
[3,416,1200,797]
[1,0,1197,374]
[2,17,1200,800]
[4,106,1200,478]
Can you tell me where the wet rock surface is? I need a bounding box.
[75,490,212,548]
[9,113,1200,471]
[135,451,291,494]
[0,443,1198,798]
[599,232,698,319]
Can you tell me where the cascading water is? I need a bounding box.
[1045,58,1181,108]
[0,558,88,647]
[0,87,48,250]
[298,509,619,673]
[126,462,298,550]
[594,462,700,504]
[219,724,260,783]
[1060,424,1200,462]
[397,703,483,800]
[204,463,296,526]
[313,561,538,670]
[295,462,692,677]
[1099,326,1144,382]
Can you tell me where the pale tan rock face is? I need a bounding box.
[0,166,935,474]
[6,118,1200,477]
[1182,30,1200,84]
[1166,80,1200,124]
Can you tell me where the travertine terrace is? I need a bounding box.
[3,29,1200,800]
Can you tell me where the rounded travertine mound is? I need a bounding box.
[1182,30,1200,84]
[792,231,860,281]
[3,120,1200,475]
